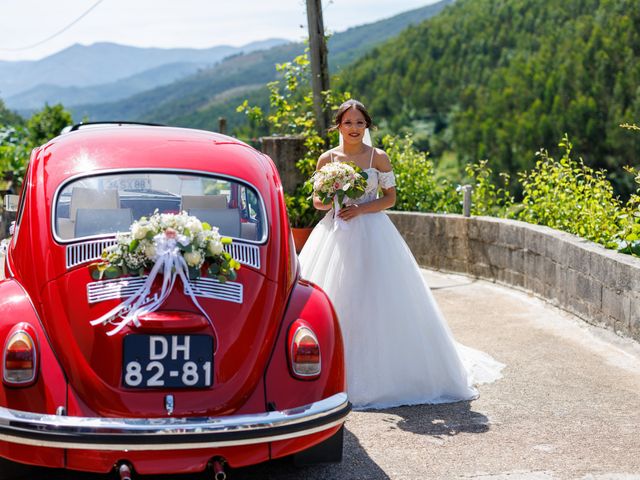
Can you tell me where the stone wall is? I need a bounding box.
[388,211,640,341]
[260,136,306,195]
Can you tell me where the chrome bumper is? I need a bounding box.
[0,393,350,451]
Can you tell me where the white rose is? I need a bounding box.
[186,218,203,234]
[207,240,223,256]
[143,243,156,259]
[184,251,203,267]
[131,223,148,240]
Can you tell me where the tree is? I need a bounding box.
[26,103,72,146]
[0,103,72,191]
[0,99,24,127]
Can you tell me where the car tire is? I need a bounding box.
[293,425,344,465]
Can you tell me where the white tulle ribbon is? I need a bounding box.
[90,233,217,346]
[333,196,349,231]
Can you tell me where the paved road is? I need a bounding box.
[3,270,640,479]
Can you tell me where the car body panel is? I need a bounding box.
[0,125,349,474]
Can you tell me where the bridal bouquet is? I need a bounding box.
[311,161,369,207]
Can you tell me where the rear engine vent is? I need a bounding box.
[66,239,117,269]
[67,240,260,269]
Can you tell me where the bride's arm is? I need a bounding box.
[312,153,333,211]
[338,151,396,220]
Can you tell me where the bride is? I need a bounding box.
[298,99,504,410]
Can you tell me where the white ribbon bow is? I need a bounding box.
[90,233,218,349]
[333,196,349,231]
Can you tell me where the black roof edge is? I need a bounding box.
[61,121,168,134]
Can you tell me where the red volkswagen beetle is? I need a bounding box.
[0,124,349,478]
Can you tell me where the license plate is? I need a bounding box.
[104,176,151,191]
[122,335,213,389]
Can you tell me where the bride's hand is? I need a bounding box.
[338,204,361,221]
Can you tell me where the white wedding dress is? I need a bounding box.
[299,151,504,410]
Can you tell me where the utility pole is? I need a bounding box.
[306,0,331,138]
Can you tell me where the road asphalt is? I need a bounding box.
[2,269,640,480]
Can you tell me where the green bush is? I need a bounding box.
[614,166,640,256]
[0,103,73,192]
[383,134,461,214]
[517,135,622,246]
[465,160,514,217]
[0,126,31,191]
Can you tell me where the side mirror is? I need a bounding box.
[3,195,19,213]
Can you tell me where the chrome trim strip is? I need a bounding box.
[0,393,350,451]
[1,238,14,278]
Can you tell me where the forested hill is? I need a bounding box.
[72,0,453,130]
[338,0,640,189]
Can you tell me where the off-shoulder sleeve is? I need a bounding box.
[378,170,396,189]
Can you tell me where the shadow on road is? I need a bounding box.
[1,428,388,480]
[229,428,389,479]
[380,400,490,437]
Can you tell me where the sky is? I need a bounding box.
[0,0,441,62]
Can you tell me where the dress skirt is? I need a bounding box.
[299,210,504,409]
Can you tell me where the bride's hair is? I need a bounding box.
[330,99,373,132]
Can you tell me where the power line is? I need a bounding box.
[0,0,104,52]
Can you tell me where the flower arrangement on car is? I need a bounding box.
[92,210,240,281]
[89,211,241,335]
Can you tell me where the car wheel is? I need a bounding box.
[293,425,344,465]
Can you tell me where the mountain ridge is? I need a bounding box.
[0,38,288,102]
[73,1,454,130]
[336,0,640,189]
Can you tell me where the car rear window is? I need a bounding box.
[54,172,266,242]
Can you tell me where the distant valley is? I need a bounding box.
[0,39,287,111]
[76,1,453,132]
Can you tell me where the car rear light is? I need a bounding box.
[289,323,321,379]
[3,327,37,386]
